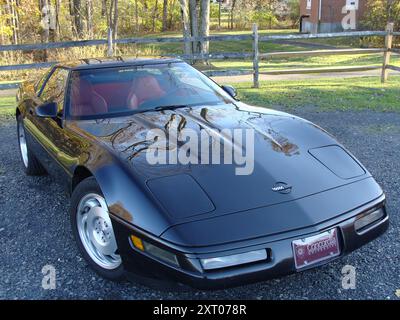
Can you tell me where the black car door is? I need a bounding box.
[26,67,75,187]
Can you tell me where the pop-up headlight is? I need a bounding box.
[355,207,385,232]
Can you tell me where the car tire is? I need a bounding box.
[17,115,46,176]
[70,177,125,281]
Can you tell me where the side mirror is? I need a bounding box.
[36,102,58,118]
[221,85,237,98]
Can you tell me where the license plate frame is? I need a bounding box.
[292,228,340,270]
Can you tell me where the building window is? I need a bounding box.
[346,0,359,10]
[306,0,312,10]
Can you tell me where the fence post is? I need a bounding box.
[381,22,394,83]
[252,23,259,88]
[107,27,113,57]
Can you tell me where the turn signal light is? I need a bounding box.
[130,235,144,251]
[130,235,179,267]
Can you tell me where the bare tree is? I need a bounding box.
[134,0,139,33]
[39,0,50,43]
[69,0,84,38]
[102,0,107,17]
[199,0,210,56]
[86,0,93,38]
[189,0,199,54]
[113,0,118,40]
[0,6,5,45]
[55,0,61,40]
[151,0,159,32]
[162,0,168,31]
[179,0,192,56]
[106,0,119,42]
[230,0,237,30]
[38,0,50,61]
[168,0,177,29]
[5,0,19,44]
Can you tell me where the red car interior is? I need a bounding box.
[70,79,108,116]
[70,75,166,116]
[126,76,166,110]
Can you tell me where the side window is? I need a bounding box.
[35,68,54,95]
[40,68,69,113]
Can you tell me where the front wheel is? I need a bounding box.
[70,177,124,280]
[17,115,46,175]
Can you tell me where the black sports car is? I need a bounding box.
[16,57,388,289]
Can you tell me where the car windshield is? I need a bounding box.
[67,61,235,119]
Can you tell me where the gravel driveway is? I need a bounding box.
[0,107,399,300]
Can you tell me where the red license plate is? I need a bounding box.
[292,228,340,269]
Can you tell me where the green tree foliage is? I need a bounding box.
[0,0,292,45]
[361,0,400,31]
[231,0,281,30]
[287,0,300,28]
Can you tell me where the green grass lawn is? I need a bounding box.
[2,28,398,83]
[213,54,400,72]
[116,28,400,73]
[0,96,16,119]
[233,76,400,111]
[122,29,303,56]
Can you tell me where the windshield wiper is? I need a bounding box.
[153,105,189,111]
[135,105,189,114]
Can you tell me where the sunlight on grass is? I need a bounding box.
[0,96,16,108]
[0,95,16,120]
[233,76,400,111]
[213,54,400,71]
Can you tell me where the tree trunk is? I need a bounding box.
[162,0,168,31]
[102,0,107,17]
[179,0,192,56]
[152,0,159,32]
[230,0,237,30]
[86,0,93,38]
[218,0,221,30]
[55,0,61,40]
[134,0,139,33]
[112,0,118,41]
[12,0,19,44]
[39,0,50,43]
[168,0,177,29]
[143,0,148,31]
[39,0,50,61]
[189,0,199,54]
[268,0,273,29]
[70,0,83,38]
[199,0,210,56]
[6,0,19,44]
[0,6,5,45]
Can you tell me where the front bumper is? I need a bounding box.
[110,195,388,290]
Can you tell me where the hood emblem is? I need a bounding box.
[272,182,292,194]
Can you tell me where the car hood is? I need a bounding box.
[74,103,373,238]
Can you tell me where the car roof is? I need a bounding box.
[57,56,184,70]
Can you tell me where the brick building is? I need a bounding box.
[300,0,367,33]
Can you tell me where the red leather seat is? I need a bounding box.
[127,76,165,109]
[70,79,108,117]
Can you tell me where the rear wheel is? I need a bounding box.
[70,177,124,280]
[17,115,46,175]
